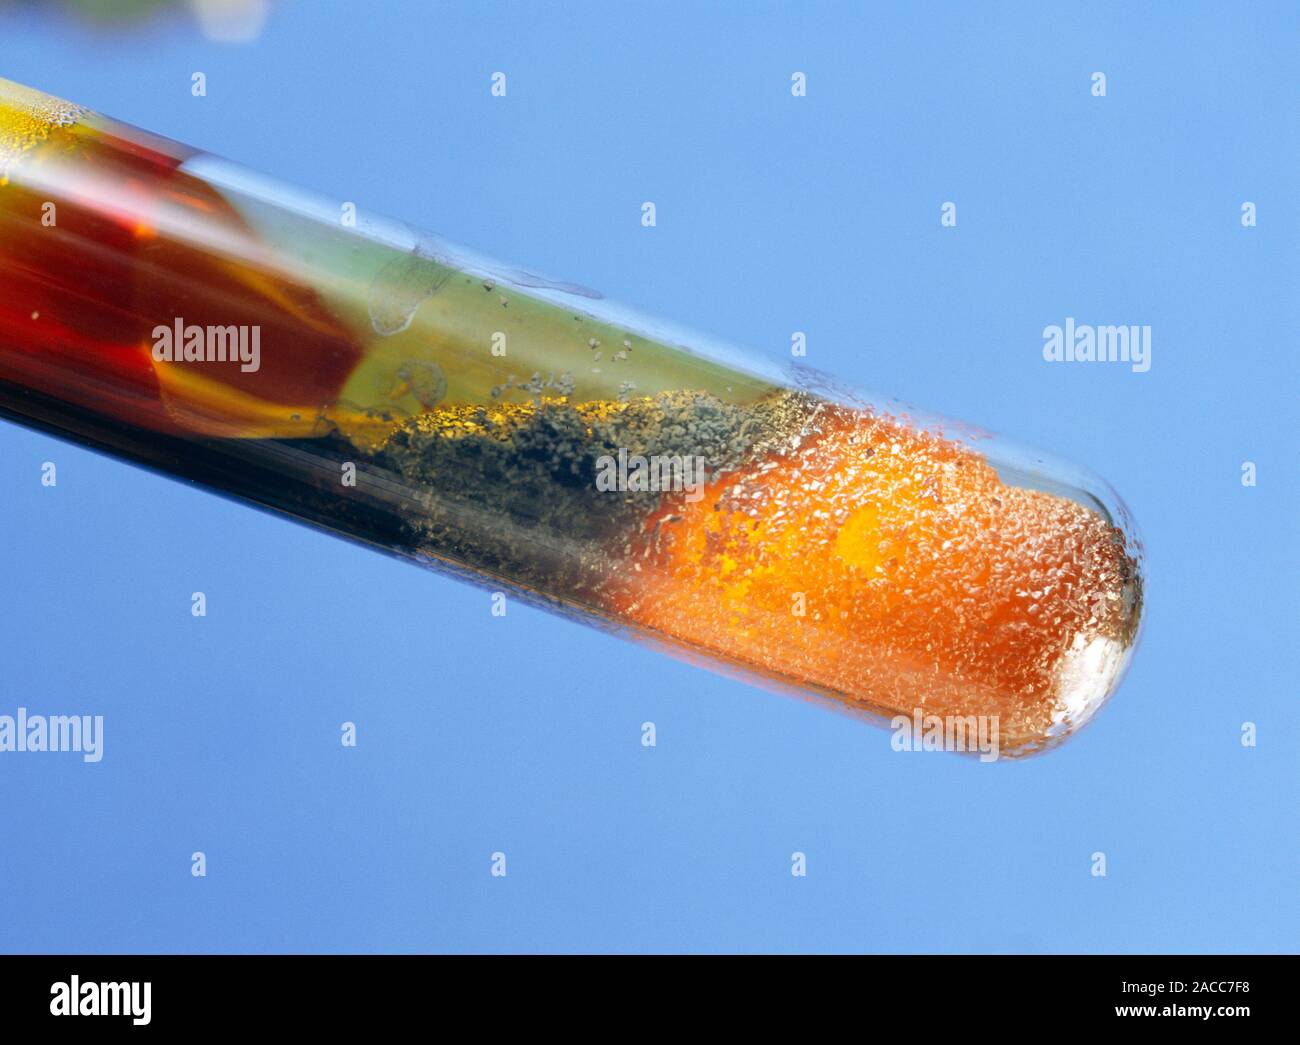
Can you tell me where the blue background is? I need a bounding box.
[1,1,1296,953]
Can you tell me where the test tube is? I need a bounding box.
[0,77,1143,755]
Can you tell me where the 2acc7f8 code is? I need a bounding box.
[1122,981,1250,996]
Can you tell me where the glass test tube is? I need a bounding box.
[0,77,1143,755]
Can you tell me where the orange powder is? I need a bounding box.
[618,404,1139,753]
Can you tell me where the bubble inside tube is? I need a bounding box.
[368,246,452,336]
[395,360,447,410]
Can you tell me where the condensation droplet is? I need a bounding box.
[503,268,603,299]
